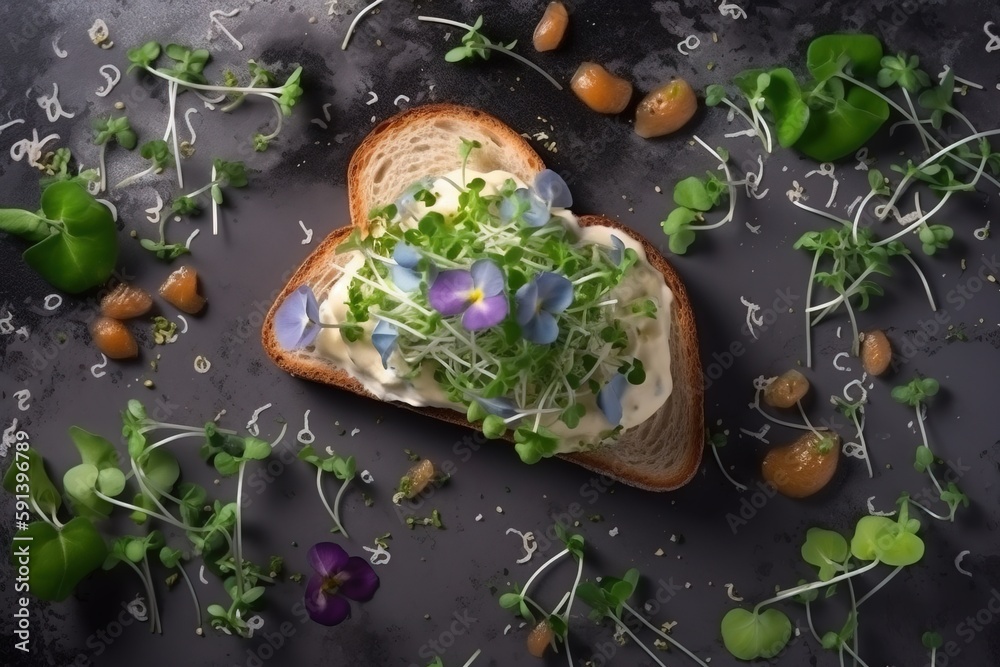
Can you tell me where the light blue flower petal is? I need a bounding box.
[522,192,551,227]
[521,310,559,344]
[475,395,519,419]
[274,285,319,349]
[393,242,421,269]
[597,373,628,426]
[499,194,520,224]
[371,320,398,369]
[429,269,475,316]
[390,264,422,292]
[514,280,539,326]
[462,293,508,330]
[395,178,435,218]
[609,234,625,267]
[534,169,573,208]
[534,272,574,313]
[470,259,505,297]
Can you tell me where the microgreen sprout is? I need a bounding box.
[500,525,585,664]
[159,546,204,635]
[891,377,968,522]
[418,15,563,90]
[832,379,871,478]
[661,163,732,254]
[721,508,925,662]
[115,139,173,189]
[342,0,385,50]
[299,445,357,538]
[104,531,167,633]
[92,115,138,192]
[923,631,944,667]
[706,427,747,492]
[577,567,710,667]
[426,649,482,667]
[168,158,248,236]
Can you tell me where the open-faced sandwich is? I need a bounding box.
[262,104,703,490]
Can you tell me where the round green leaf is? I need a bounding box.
[13,518,108,601]
[721,608,792,660]
[97,467,126,497]
[64,464,112,518]
[673,177,714,211]
[801,528,848,581]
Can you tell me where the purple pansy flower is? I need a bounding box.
[304,542,380,626]
[597,373,628,426]
[428,259,509,330]
[515,272,574,344]
[274,285,321,349]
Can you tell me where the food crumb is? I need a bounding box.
[114,101,125,110]
[608,527,619,537]
[654,548,664,556]
[496,506,504,514]
[143,379,154,388]
[308,16,318,23]
[654,185,662,193]
[475,513,483,522]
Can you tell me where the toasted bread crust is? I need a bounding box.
[262,105,703,491]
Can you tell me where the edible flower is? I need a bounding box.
[390,242,423,292]
[371,320,399,369]
[596,373,628,426]
[608,234,625,266]
[472,394,520,419]
[514,272,574,344]
[304,542,380,626]
[499,169,573,227]
[428,259,508,330]
[274,285,321,349]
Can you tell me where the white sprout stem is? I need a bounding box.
[114,164,158,189]
[856,565,903,608]
[93,490,207,532]
[930,647,937,667]
[754,559,882,612]
[874,191,952,247]
[460,649,482,667]
[915,406,944,497]
[143,65,287,95]
[843,292,860,356]
[687,135,736,230]
[901,89,930,155]
[720,98,763,145]
[752,393,823,431]
[851,190,878,244]
[560,555,584,627]
[750,103,774,153]
[805,601,824,643]
[901,253,937,311]
[140,554,162,634]
[710,443,747,491]
[131,458,179,521]
[176,562,204,632]
[796,400,826,440]
[417,17,563,90]
[839,74,938,155]
[185,180,219,200]
[521,548,569,599]
[98,143,107,193]
[847,575,859,667]
[373,314,429,340]
[342,0,385,50]
[138,422,237,436]
[258,98,284,141]
[28,496,60,529]
[841,643,873,667]
[909,498,951,521]
[804,249,821,368]
[608,616,667,667]
[234,461,247,597]
[332,477,351,539]
[622,603,711,667]
[211,165,219,236]
[807,265,882,314]
[143,430,208,455]
[792,199,851,226]
[316,468,348,537]
[122,558,158,633]
[850,412,873,479]
[166,81,184,188]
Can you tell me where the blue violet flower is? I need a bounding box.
[428,259,509,330]
[515,272,574,344]
[597,373,629,426]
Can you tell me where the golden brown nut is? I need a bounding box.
[634,78,698,138]
[570,62,633,114]
[527,619,555,658]
[90,317,139,359]
[763,369,810,409]
[762,431,840,498]
[860,330,892,376]
[400,459,435,499]
[533,2,569,52]
[159,266,206,315]
[101,283,154,320]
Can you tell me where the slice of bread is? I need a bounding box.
[262,105,704,491]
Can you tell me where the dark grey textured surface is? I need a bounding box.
[1,1,999,666]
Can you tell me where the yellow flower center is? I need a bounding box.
[467,288,484,304]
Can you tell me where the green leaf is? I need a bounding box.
[673,177,714,211]
[482,414,506,439]
[914,445,934,472]
[241,437,272,461]
[3,448,62,516]
[806,34,884,82]
[126,41,161,71]
[97,468,126,496]
[575,581,611,621]
[661,207,698,235]
[22,182,118,293]
[761,68,811,148]
[705,84,728,106]
[499,592,521,609]
[794,85,890,162]
[64,464,112,519]
[139,447,180,500]
[69,426,119,469]
[12,518,107,601]
[922,631,943,649]
[720,608,793,660]
[851,515,924,566]
[0,209,49,243]
[801,528,848,581]
[668,229,697,255]
[242,586,266,604]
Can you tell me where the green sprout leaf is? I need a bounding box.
[877,53,930,93]
[705,84,728,106]
[922,631,944,650]
[806,33,884,82]
[126,41,161,72]
[12,518,108,601]
[851,515,924,566]
[914,445,934,472]
[2,448,62,516]
[673,176,715,211]
[721,608,793,660]
[801,527,849,581]
[891,377,939,407]
[160,43,211,84]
